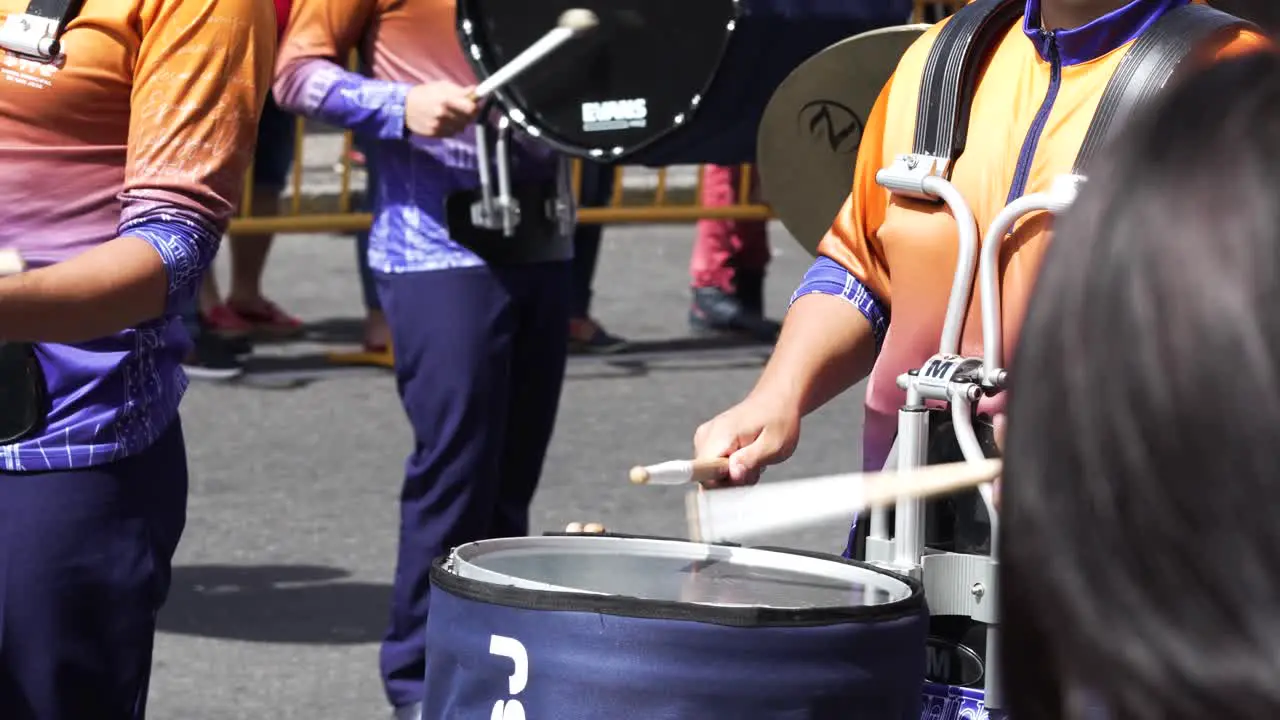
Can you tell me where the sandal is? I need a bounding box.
[225,298,304,338]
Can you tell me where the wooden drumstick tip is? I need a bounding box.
[0,249,25,276]
[628,465,650,485]
[557,8,599,32]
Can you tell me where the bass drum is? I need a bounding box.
[456,0,915,166]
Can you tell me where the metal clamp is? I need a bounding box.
[470,116,523,235]
[0,13,60,61]
[900,354,985,404]
[875,153,949,201]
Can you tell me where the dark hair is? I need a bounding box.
[1001,50,1280,719]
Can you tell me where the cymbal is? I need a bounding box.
[757,24,928,256]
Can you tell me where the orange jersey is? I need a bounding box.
[276,0,476,100]
[812,0,1270,470]
[0,0,274,268]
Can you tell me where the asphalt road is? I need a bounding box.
[149,220,868,719]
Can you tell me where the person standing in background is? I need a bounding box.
[0,0,273,713]
[274,1,573,717]
[569,160,627,353]
[182,0,299,379]
[352,141,393,357]
[688,163,781,343]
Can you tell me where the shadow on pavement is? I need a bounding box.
[158,564,391,645]
[231,316,773,382]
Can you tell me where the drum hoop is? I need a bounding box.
[454,0,747,161]
[430,535,926,628]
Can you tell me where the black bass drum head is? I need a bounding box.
[457,0,738,160]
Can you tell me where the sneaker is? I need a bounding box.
[182,332,245,381]
[688,286,781,343]
[568,317,629,354]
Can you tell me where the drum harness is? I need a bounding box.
[447,105,576,265]
[865,0,1253,710]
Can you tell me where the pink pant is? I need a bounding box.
[690,164,771,293]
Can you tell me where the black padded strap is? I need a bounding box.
[25,0,81,23]
[1073,4,1257,173]
[912,0,1024,167]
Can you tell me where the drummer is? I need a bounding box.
[0,0,273,715]
[274,2,572,718]
[1001,50,1280,718]
[693,0,1270,553]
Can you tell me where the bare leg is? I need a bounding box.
[199,269,222,318]
[225,187,280,309]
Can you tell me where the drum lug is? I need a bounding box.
[470,196,522,231]
[920,551,998,625]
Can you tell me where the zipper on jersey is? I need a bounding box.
[1005,30,1063,205]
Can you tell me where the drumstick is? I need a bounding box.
[629,458,731,486]
[0,249,25,276]
[471,9,599,100]
[686,459,1002,543]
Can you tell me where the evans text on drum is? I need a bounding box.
[423,535,929,719]
[456,0,915,166]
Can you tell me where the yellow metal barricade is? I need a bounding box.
[229,150,774,235]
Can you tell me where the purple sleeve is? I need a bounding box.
[790,255,889,349]
[273,58,411,140]
[119,208,221,312]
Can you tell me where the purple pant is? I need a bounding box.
[374,262,570,709]
[0,420,188,719]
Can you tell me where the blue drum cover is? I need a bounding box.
[423,548,930,720]
[629,0,915,166]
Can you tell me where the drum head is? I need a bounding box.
[457,0,736,160]
[449,535,912,609]
[757,25,927,255]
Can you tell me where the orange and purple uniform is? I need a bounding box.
[0,0,273,469]
[792,0,1269,473]
[0,0,271,714]
[275,2,571,715]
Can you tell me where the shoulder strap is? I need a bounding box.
[1073,4,1258,173]
[913,0,1025,172]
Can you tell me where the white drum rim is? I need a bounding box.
[447,535,914,608]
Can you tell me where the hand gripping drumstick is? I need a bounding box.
[686,459,1002,543]
[471,9,600,100]
[629,458,731,486]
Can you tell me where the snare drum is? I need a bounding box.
[423,534,929,719]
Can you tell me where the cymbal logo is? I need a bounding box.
[799,100,864,154]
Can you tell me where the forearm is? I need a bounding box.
[0,237,169,343]
[0,202,222,343]
[750,294,877,416]
[274,58,409,140]
[750,257,888,416]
